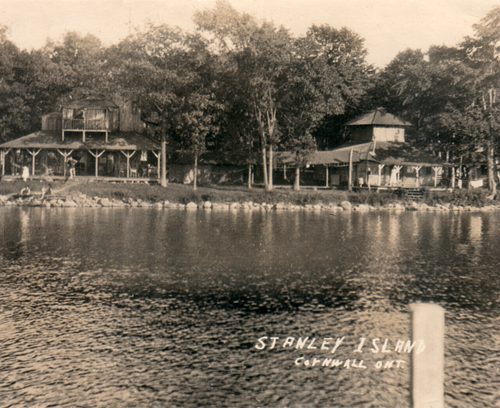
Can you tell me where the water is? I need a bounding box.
[0,208,498,407]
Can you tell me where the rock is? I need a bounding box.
[185,202,198,210]
[265,203,275,211]
[153,202,163,209]
[340,201,352,211]
[391,202,405,211]
[211,203,226,211]
[406,201,419,211]
[202,201,212,209]
[353,204,370,212]
[97,198,112,207]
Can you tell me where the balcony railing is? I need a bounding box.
[62,118,108,130]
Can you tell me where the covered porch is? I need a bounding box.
[305,142,457,190]
[0,131,161,182]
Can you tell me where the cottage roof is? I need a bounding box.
[0,131,159,151]
[277,142,446,167]
[64,97,119,110]
[275,143,373,166]
[371,142,443,166]
[346,108,411,127]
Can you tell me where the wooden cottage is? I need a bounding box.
[276,108,455,189]
[0,97,161,182]
[319,109,455,189]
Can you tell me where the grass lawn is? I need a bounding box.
[0,177,496,206]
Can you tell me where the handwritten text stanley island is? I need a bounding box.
[254,337,426,369]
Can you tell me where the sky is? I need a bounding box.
[0,0,497,67]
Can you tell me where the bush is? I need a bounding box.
[112,190,126,199]
[424,189,494,206]
[347,191,397,206]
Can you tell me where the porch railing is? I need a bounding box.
[62,118,108,130]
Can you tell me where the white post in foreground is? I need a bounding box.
[410,303,445,408]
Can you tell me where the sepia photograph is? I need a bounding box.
[0,0,498,407]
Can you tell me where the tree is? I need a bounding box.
[282,25,372,188]
[109,25,221,189]
[304,25,374,149]
[369,7,499,196]
[214,76,259,189]
[0,26,32,141]
[42,32,108,100]
[460,6,500,196]
[195,0,294,191]
[175,93,221,190]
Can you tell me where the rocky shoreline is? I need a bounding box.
[1,193,499,213]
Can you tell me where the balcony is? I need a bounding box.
[62,118,108,131]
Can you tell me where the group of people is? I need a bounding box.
[19,157,78,182]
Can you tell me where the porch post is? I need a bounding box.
[391,165,402,186]
[451,167,456,189]
[348,148,354,192]
[88,149,105,178]
[105,109,109,143]
[120,150,136,178]
[432,166,442,187]
[378,164,384,186]
[56,149,74,177]
[27,148,41,176]
[82,108,86,142]
[151,151,160,180]
[325,165,329,187]
[413,166,422,187]
[1,148,10,176]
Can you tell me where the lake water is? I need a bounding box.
[0,208,498,407]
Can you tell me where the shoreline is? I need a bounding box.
[1,193,499,213]
[1,180,498,212]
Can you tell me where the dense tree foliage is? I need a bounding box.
[0,4,498,192]
[369,6,499,194]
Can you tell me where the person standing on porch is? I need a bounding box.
[21,165,29,182]
[67,157,77,180]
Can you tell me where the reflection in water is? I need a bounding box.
[0,208,498,407]
[469,215,482,243]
